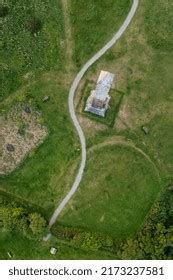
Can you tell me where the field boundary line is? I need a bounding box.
[88,137,161,181]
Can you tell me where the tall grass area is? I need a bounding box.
[1,0,64,101]
[70,0,132,67]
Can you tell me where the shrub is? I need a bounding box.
[0,199,47,239]
[74,232,103,250]
[0,5,9,17]
[28,213,47,235]
[26,17,42,34]
[0,206,26,231]
[51,224,78,240]
[51,224,114,251]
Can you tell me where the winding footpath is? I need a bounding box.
[49,0,139,228]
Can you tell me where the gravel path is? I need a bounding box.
[49,0,139,228]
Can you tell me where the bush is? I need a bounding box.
[0,5,9,17]
[51,224,78,240]
[74,232,103,250]
[28,213,47,235]
[0,200,47,239]
[145,0,173,51]
[26,17,42,34]
[0,206,26,231]
[51,224,114,251]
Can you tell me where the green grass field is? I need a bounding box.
[0,76,79,216]
[57,0,173,248]
[70,0,132,67]
[58,145,161,238]
[79,0,173,177]
[0,0,135,223]
[0,0,173,260]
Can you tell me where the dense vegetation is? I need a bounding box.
[0,195,47,239]
[0,230,113,260]
[118,188,173,259]
[51,224,113,251]
[0,4,9,17]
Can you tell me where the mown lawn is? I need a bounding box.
[70,0,132,67]
[58,145,161,238]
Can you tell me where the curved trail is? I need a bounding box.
[49,0,139,228]
[88,137,161,181]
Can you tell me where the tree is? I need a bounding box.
[28,213,46,235]
[0,206,25,231]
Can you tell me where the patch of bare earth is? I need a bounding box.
[0,105,48,175]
